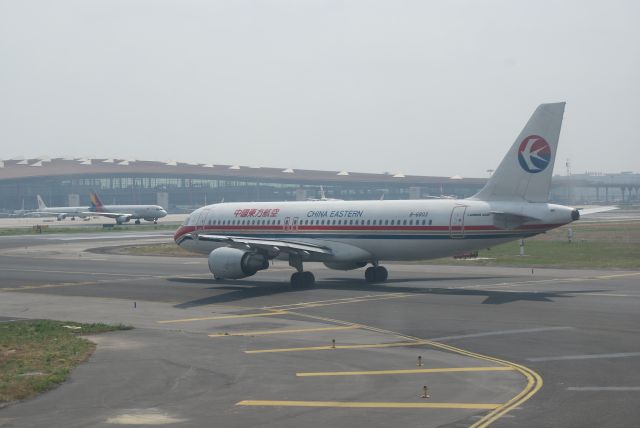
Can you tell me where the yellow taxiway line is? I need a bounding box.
[236,400,501,410]
[261,293,412,310]
[157,311,288,324]
[296,366,515,377]
[244,340,428,354]
[209,325,359,337]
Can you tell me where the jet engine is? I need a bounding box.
[56,213,67,221]
[208,247,269,279]
[323,261,367,271]
[116,215,130,224]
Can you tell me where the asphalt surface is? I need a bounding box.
[0,232,639,427]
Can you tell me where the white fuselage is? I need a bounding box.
[175,199,575,263]
[95,205,167,220]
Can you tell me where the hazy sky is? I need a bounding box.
[1,0,638,177]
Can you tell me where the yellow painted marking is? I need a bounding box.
[282,312,543,428]
[595,272,640,279]
[209,325,359,337]
[245,340,427,354]
[584,293,640,298]
[296,366,515,377]
[262,293,411,310]
[236,400,501,410]
[0,267,154,277]
[157,311,289,324]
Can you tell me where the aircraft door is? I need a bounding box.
[283,217,291,232]
[449,206,467,238]
[292,217,299,232]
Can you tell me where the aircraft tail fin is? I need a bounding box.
[90,191,105,211]
[471,102,565,203]
[36,195,47,210]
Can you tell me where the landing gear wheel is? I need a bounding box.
[135,219,141,225]
[154,220,158,224]
[291,271,315,287]
[365,266,388,283]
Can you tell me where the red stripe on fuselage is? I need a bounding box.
[173,223,561,243]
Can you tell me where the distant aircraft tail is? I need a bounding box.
[90,191,105,212]
[471,102,565,203]
[36,195,47,210]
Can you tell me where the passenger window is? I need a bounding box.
[366,220,370,225]
[349,220,353,225]
[428,219,432,225]
[403,220,407,225]
[390,220,395,225]
[384,220,388,225]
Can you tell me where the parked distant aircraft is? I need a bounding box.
[32,193,167,224]
[33,195,92,220]
[174,103,611,287]
[88,192,167,225]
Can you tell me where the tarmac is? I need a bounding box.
[0,231,639,427]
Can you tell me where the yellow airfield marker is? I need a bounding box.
[157,311,288,324]
[209,325,359,337]
[236,400,501,410]
[296,366,516,377]
[245,340,428,354]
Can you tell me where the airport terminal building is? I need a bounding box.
[0,158,638,212]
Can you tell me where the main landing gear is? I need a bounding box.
[289,254,315,287]
[365,265,388,283]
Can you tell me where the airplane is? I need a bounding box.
[88,192,168,225]
[307,186,343,201]
[33,195,93,220]
[174,103,607,287]
[31,193,167,224]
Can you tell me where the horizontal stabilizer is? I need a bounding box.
[577,206,618,216]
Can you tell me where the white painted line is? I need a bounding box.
[528,352,640,362]
[568,387,640,391]
[432,327,574,342]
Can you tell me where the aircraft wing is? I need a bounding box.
[26,211,59,218]
[186,233,334,255]
[84,212,133,220]
[577,206,618,216]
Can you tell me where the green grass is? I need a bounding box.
[0,320,132,403]
[0,223,178,236]
[96,242,198,257]
[423,221,640,269]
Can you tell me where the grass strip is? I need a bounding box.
[0,320,132,403]
[0,224,178,236]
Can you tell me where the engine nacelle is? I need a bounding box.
[56,213,67,221]
[208,247,269,279]
[323,261,367,271]
[116,215,130,224]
